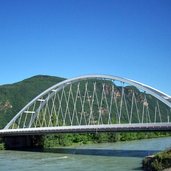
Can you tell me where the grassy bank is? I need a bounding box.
[0,138,5,150]
[142,149,171,171]
[43,132,171,148]
[0,143,5,150]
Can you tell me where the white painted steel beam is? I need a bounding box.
[1,123,171,136]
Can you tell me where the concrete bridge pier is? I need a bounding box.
[3,135,43,150]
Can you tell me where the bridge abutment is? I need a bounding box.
[3,135,43,150]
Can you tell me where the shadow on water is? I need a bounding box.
[11,146,160,158]
[10,146,159,158]
[133,167,144,170]
[41,148,159,158]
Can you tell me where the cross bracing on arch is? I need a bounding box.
[4,75,171,130]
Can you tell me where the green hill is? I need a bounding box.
[0,75,65,128]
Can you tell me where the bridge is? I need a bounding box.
[0,74,171,137]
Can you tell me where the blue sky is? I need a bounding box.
[0,0,171,95]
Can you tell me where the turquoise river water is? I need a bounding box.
[0,137,171,171]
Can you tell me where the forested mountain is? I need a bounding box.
[0,75,65,128]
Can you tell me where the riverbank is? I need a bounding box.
[0,143,4,150]
[0,132,170,150]
[43,132,171,148]
[142,149,171,171]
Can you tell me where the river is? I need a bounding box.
[0,137,171,171]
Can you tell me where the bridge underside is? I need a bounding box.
[1,123,171,136]
[3,135,43,149]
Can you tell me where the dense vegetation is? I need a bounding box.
[142,149,171,171]
[0,138,5,150]
[43,132,171,148]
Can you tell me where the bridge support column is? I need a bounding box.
[3,135,43,150]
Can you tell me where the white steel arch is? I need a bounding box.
[4,74,171,129]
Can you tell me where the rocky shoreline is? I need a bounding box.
[142,149,171,171]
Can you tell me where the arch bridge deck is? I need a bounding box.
[1,123,171,136]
